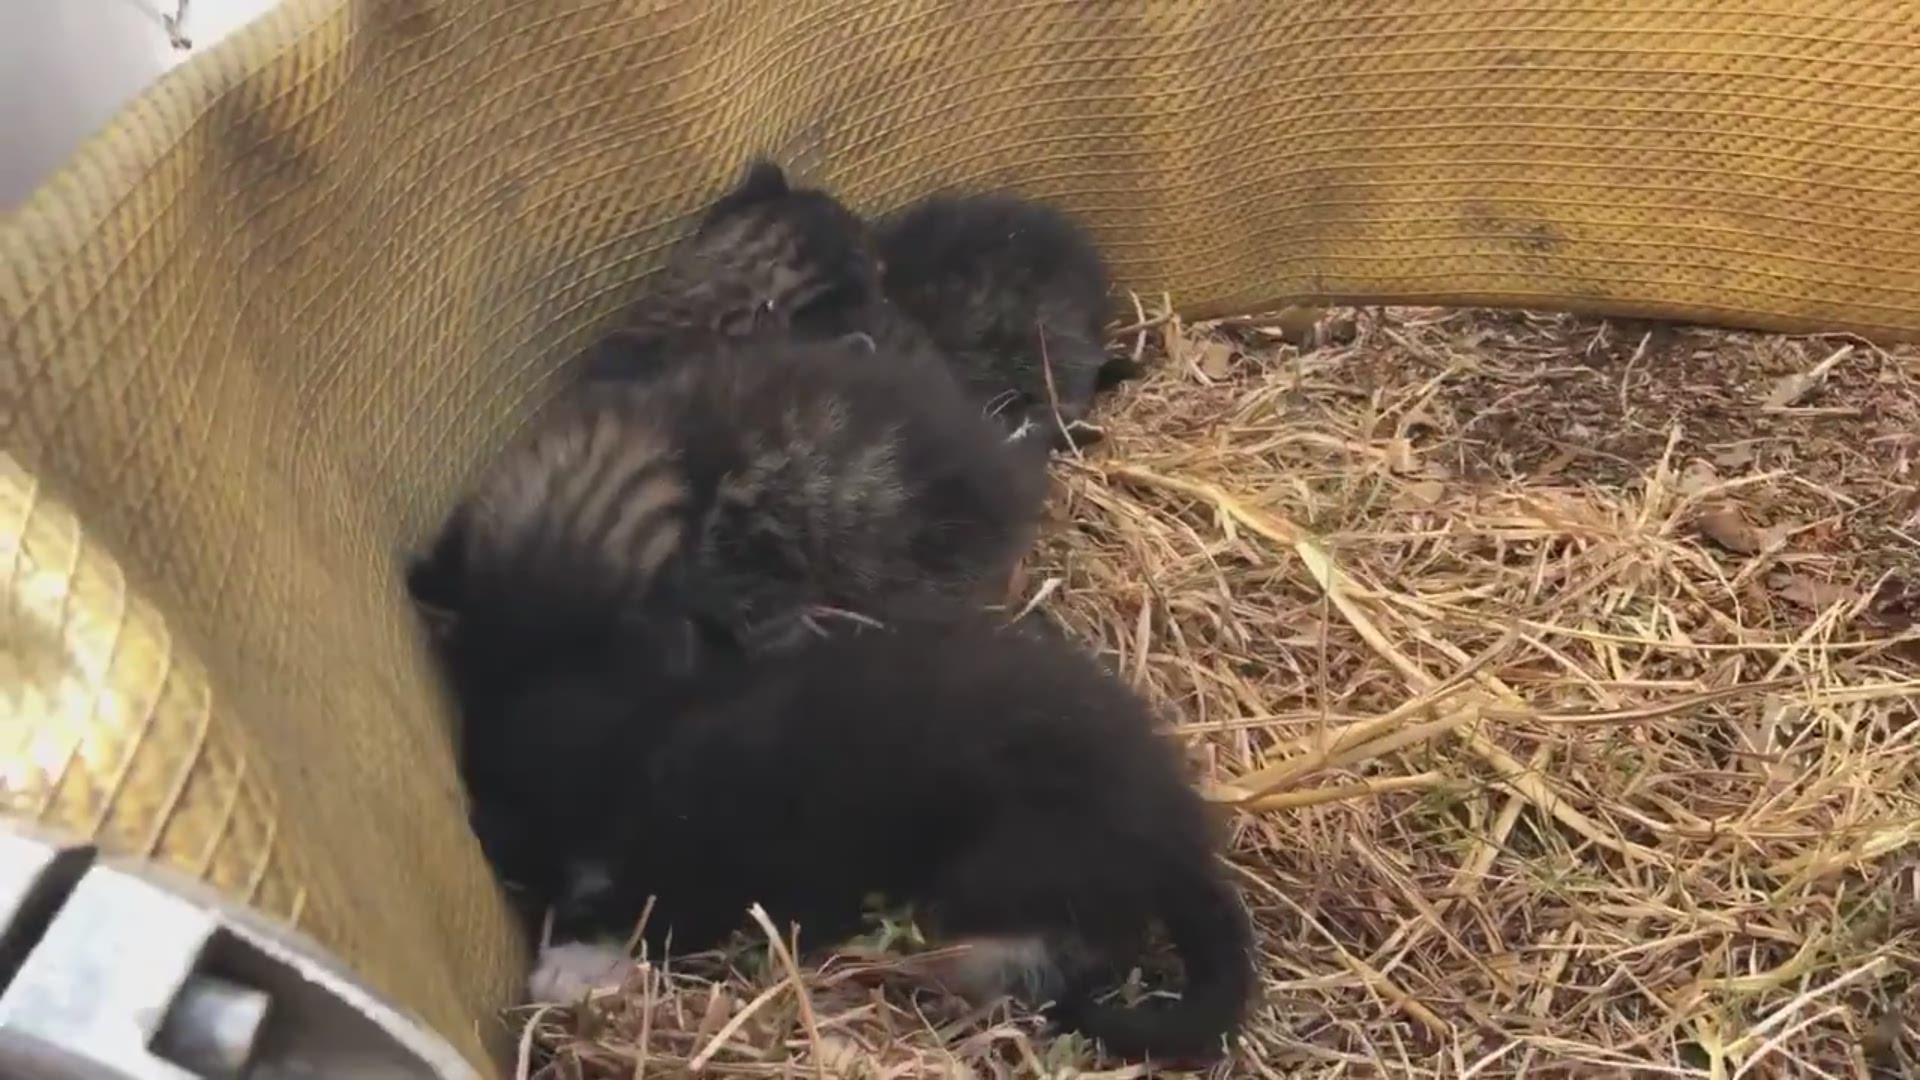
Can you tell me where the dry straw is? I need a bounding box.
[515,306,1919,1078]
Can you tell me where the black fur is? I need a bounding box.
[549,607,1254,1063]
[580,161,883,383]
[876,193,1117,448]
[415,336,1048,897]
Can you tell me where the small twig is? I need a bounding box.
[1256,875,1451,1039]
[1760,344,1853,409]
[746,904,826,1080]
[1498,677,1802,726]
[1010,576,1063,624]
[515,1004,556,1079]
[1238,770,1458,812]
[623,894,658,956]
[1126,291,1154,367]
[1728,956,1889,1067]
[635,961,655,1080]
[1035,323,1082,461]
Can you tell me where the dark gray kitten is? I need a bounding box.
[411,334,1049,905]
[579,161,883,383]
[876,193,1122,449]
[425,333,1048,662]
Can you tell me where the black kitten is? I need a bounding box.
[580,161,882,383]
[876,193,1118,449]
[528,605,1254,1064]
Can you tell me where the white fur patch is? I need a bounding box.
[924,935,1060,1004]
[528,941,636,1002]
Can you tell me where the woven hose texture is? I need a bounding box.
[4,0,1920,1066]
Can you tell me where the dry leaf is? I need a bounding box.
[1713,443,1757,469]
[1393,479,1446,508]
[694,986,735,1041]
[1761,344,1852,408]
[1763,372,1821,409]
[1196,340,1235,380]
[1273,305,1326,344]
[1771,573,1861,611]
[1736,699,1801,794]
[1383,437,1416,474]
[1535,448,1579,479]
[1678,461,1721,498]
[1696,505,1766,554]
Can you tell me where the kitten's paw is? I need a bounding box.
[528,941,636,1002]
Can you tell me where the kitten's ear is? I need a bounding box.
[407,501,473,614]
[700,160,791,229]
[737,160,790,200]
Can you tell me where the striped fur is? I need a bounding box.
[580,161,883,384]
[413,334,1048,908]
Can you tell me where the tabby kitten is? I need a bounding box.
[414,334,1049,903]
[578,161,883,384]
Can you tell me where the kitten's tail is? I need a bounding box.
[1055,857,1254,1063]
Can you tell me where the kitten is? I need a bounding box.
[534,605,1255,1064]
[579,160,883,383]
[466,335,1047,647]
[415,336,1049,898]
[876,193,1122,449]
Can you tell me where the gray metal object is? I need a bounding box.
[151,975,272,1079]
[0,825,480,1080]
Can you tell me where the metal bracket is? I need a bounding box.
[0,825,479,1079]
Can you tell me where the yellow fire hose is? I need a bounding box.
[4,0,1918,1070]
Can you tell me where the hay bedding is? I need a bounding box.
[514,306,1920,1078]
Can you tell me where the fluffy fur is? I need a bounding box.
[412,336,1048,903]
[546,607,1255,1063]
[579,161,883,382]
[876,193,1121,448]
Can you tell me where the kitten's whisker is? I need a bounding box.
[984,389,1023,419]
[805,604,888,631]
